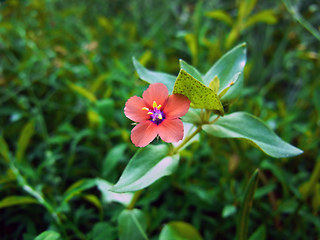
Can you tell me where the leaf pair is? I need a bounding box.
[133,43,247,115]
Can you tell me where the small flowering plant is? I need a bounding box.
[124,83,190,147]
[112,43,303,239]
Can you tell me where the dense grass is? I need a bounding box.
[0,0,319,239]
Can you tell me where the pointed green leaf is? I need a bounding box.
[102,144,127,178]
[63,178,97,203]
[112,144,179,192]
[184,33,198,65]
[133,57,176,93]
[209,75,220,93]
[239,0,258,20]
[96,179,133,206]
[173,69,224,115]
[88,222,115,240]
[203,112,303,158]
[179,59,203,82]
[35,230,61,240]
[236,169,259,240]
[249,225,266,240]
[218,72,241,98]
[0,136,10,164]
[0,195,38,209]
[96,98,115,123]
[118,209,148,240]
[244,10,277,29]
[159,221,203,240]
[205,10,233,26]
[181,108,202,125]
[222,204,237,218]
[16,120,35,163]
[203,43,246,102]
[68,82,97,102]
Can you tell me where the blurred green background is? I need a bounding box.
[0,0,319,239]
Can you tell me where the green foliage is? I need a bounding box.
[34,231,61,240]
[118,209,148,240]
[113,145,179,192]
[203,112,303,158]
[236,169,259,240]
[159,221,203,240]
[0,0,318,239]
[173,69,224,114]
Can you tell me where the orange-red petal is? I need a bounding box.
[157,119,184,143]
[163,94,190,119]
[142,83,168,109]
[124,96,150,122]
[131,121,158,147]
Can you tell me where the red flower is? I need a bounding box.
[124,83,191,147]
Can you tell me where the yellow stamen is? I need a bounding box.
[152,101,161,109]
[142,107,149,111]
[158,114,162,119]
[147,112,153,115]
[153,101,157,108]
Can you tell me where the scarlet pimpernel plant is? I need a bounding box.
[111,43,303,239]
[124,83,190,147]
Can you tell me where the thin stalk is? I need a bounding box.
[208,115,221,124]
[127,190,143,210]
[10,163,62,225]
[171,126,202,155]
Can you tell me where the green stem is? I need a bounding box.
[208,115,221,124]
[171,126,202,155]
[127,190,143,210]
[10,163,62,225]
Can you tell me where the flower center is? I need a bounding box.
[142,101,165,125]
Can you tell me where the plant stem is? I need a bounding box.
[171,126,202,155]
[127,190,143,210]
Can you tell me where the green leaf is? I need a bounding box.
[16,120,35,163]
[179,59,203,82]
[68,82,97,102]
[96,98,115,123]
[173,69,224,115]
[244,10,277,29]
[96,179,133,206]
[218,72,241,98]
[88,222,115,240]
[63,178,97,203]
[222,204,237,218]
[203,112,303,158]
[0,195,38,209]
[133,57,176,93]
[254,183,276,199]
[299,158,320,199]
[181,108,202,125]
[0,136,10,164]
[118,209,148,240]
[102,144,127,178]
[112,144,179,193]
[34,230,61,240]
[209,75,220,93]
[159,221,203,240]
[249,225,266,240]
[205,10,233,26]
[184,33,198,66]
[236,169,259,240]
[244,0,258,18]
[203,43,246,102]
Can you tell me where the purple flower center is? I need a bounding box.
[149,107,165,125]
[142,101,165,125]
